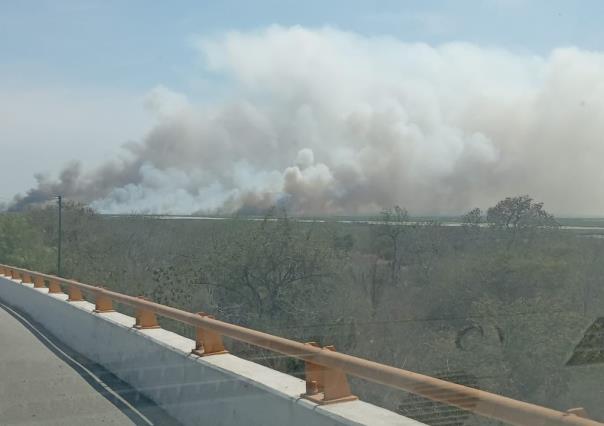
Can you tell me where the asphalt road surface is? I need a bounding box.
[0,303,181,426]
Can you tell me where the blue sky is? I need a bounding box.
[2,0,603,94]
[2,1,604,212]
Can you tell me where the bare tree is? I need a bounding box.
[373,205,409,285]
[198,210,338,324]
[461,207,484,228]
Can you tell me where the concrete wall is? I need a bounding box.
[0,275,423,426]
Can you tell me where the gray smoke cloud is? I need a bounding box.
[10,26,604,215]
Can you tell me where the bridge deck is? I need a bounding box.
[0,303,178,426]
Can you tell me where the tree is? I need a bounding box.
[486,195,557,229]
[461,207,484,228]
[406,220,444,284]
[198,210,339,325]
[373,206,409,285]
[0,213,54,271]
[26,201,104,279]
[345,253,389,318]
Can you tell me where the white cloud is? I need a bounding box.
[144,85,190,118]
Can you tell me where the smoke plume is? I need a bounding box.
[10,26,604,215]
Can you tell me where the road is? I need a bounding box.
[0,303,181,426]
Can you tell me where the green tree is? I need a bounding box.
[199,210,340,325]
[486,195,557,229]
[0,213,54,270]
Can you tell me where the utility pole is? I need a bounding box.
[57,195,62,277]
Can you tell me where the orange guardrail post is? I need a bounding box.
[135,296,160,329]
[67,284,84,302]
[0,266,6,276]
[302,344,357,405]
[191,312,228,356]
[48,279,62,294]
[302,342,322,396]
[22,273,33,284]
[94,289,114,313]
[33,275,46,289]
[11,270,20,280]
[321,346,358,404]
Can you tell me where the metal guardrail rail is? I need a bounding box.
[0,263,601,426]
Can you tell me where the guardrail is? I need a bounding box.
[0,263,601,426]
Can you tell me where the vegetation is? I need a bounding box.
[1,195,602,423]
[486,195,558,229]
[0,212,54,271]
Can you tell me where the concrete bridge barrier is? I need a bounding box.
[0,272,421,426]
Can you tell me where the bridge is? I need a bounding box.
[0,300,185,425]
[0,264,601,426]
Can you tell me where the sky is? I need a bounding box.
[2,1,604,214]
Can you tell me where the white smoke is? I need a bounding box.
[13,26,604,215]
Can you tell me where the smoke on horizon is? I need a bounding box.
[9,26,604,215]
